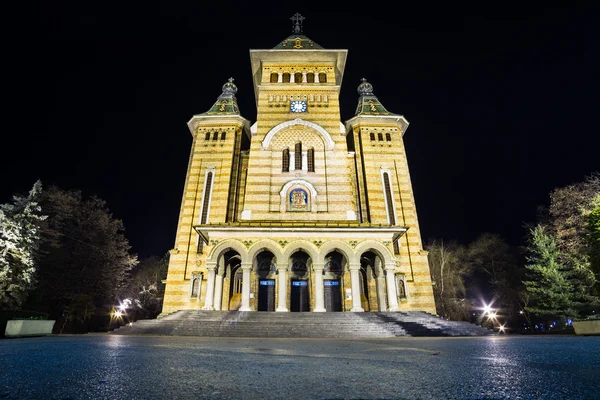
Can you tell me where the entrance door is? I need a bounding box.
[258,280,276,311]
[324,280,342,311]
[290,280,309,312]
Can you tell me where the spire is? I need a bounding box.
[202,78,241,115]
[353,78,398,116]
[273,13,323,49]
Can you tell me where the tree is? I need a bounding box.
[467,233,523,327]
[587,196,600,294]
[522,224,574,322]
[119,252,169,321]
[546,172,600,313]
[27,186,138,332]
[426,239,472,321]
[0,181,46,309]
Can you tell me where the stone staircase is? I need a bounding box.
[110,311,495,338]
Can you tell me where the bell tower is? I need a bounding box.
[242,13,356,222]
[345,79,433,310]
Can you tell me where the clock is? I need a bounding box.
[290,100,307,113]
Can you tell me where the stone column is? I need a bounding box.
[276,264,289,312]
[315,72,320,83]
[202,263,217,310]
[277,73,282,83]
[213,273,224,311]
[239,263,253,311]
[313,267,326,312]
[385,265,400,311]
[302,72,307,83]
[349,263,364,312]
[376,275,387,311]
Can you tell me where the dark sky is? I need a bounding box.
[4,2,599,259]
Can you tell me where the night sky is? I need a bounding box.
[4,2,599,259]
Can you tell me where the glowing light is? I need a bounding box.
[488,312,497,319]
[519,310,523,315]
[498,325,505,333]
[114,310,122,318]
[483,304,492,315]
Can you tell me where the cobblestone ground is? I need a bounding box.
[1,334,599,399]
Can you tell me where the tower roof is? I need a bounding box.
[272,13,323,49]
[353,78,400,117]
[201,78,241,116]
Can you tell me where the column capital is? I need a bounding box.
[277,264,289,272]
[206,262,217,271]
[241,262,253,270]
[348,263,361,271]
[384,262,397,272]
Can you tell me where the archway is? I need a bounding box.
[256,250,277,311]
[323,250,345,312]
[219,250,241,311]
[360,251,386,312]
[289,250,311,312]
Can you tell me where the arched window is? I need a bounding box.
[282,73,291,83]
[369,133,375,141]
[294,72,302,83]
[294,142,302,170]
[377,133,383,141]
[396,275,406,298]
[191,278,200,297]
[382,172,396,225]
[200,171,213,224]
[318,72,327,83]
[213,132,219,141]
[307,148,314,172]
[282,148,290,172]
[205,132,210,141]
[386,133,391,141]
[270,72,278,83]
[221,132,226,140]
[306,73,315,83]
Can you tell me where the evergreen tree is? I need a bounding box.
[27,186,138,332]
[523,224,574,321]
[0,181,47,309]
[587,197,600,295]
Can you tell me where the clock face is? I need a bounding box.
[290,100,307,113]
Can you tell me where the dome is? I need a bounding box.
[222,77,238,96]
[357,78,374,96]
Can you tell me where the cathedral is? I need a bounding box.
[161,14,436,316]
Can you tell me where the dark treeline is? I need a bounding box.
[2,172,599,334]
[427,172,600,332]
[0,182,167,333]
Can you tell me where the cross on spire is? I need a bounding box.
[228,77,234,83]
[291,13,305,34]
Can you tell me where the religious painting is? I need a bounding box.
[288,187,309,211]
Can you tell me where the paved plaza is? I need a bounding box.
[1,334,599,399]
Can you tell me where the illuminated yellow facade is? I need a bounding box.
[161,15,436,316]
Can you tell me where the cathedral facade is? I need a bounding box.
[161,15,436,315]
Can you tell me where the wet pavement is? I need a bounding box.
[1,334,599,399]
